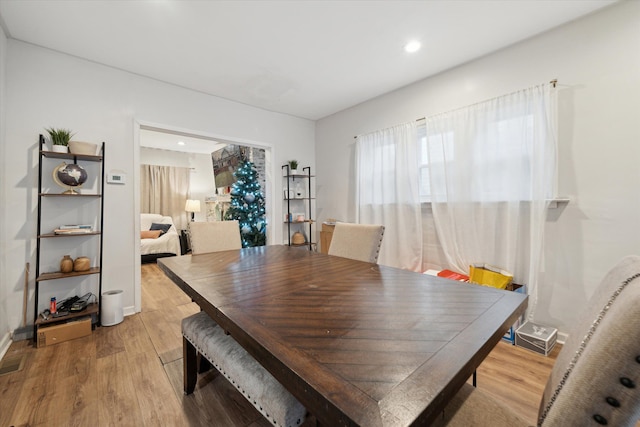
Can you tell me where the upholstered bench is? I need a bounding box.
[182,311,308,427]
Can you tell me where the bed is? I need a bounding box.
[140,213,181,263]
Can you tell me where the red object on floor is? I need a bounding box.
[437,270,469,282]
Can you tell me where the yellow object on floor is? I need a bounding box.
[469,264,513,290]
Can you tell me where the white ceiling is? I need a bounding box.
[0,0,616,120]
[140,127,227,154]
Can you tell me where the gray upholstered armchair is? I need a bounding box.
[434,255,640,427]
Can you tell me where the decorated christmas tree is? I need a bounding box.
[224,158,267,247]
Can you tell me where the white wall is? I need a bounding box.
[0,20,10,355]
[140,147,216,223]
[316,1,640,336]
[3,40,315,335]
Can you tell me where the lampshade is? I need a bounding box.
[185,199,201,213]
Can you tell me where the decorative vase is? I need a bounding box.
[51,145,68,153]
[292,232,306,245]
[60,255,73,273]
[73,256,91,272]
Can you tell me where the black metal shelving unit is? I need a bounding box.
[282,164,315,250]
[34,134,105,343]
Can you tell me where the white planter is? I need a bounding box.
[69,140,98,156]
[289,169,298,175]
[51,145,68,153]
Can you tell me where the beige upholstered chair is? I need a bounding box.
[433,255,640,427]
[189,220,242,254]
[328,222,385,263]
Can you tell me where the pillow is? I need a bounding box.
[141,230,162,239]
[150,222,172,235]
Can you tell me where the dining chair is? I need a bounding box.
[433,255,640,427]
[327,222,385,263]
[189,220,242,254]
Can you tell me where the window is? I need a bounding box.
[418,122,455,203]
[419,99,554,203]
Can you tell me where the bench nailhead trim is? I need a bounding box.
[183,323,305,427]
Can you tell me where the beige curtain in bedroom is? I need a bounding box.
[140,164,190,231]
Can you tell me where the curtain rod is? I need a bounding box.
[354,117,424,139]
[353,79,558,139]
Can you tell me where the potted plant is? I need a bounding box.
[46,127,74,153]
[288,160,299,175]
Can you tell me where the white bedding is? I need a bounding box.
[141,213,181,256]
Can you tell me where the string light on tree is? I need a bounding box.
[224,157,267,247]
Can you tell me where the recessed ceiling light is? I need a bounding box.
[404,40,421,53]
[178,141,185,146]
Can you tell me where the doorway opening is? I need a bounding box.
[133,121,274,312]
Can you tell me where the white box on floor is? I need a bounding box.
[515,321,557,356]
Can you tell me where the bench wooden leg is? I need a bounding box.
[183,336,198,395]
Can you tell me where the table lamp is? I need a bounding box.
[185,199,201,221]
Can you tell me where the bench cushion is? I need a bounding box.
[182,311,307,427]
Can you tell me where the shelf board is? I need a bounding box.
[40,150,103,162]
[39,231,101,238]
[284,220,314,224]
[40,193,102,197]
[37,267,101,282]
[284,197,316,200]
[547,197,571,208]
[284,174,315,178]
[35,303,98,326]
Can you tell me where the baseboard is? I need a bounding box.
[0,332,11,361]
[124,305,136,317]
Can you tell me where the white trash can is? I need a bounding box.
[101,290,124,326]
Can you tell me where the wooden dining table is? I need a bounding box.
[158,245,527,426]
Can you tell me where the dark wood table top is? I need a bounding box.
[159,245,527,426]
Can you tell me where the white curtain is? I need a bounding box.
[425,83,557,317]
[356,122,423,271]
[140,164,191,230]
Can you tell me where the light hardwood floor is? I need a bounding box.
[1,262,560,426]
